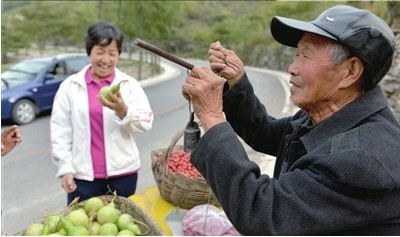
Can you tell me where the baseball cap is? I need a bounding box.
[270,5,396,91]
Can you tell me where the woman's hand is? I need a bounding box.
[208,41,245,88]
[98,91,128,119]
[182,67,226,131]
[61,173,77,193]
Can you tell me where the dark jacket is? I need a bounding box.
[190,73,400,235]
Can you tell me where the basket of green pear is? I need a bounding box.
[21,194,164,236]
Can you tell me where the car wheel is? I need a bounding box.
[11,99,37,125]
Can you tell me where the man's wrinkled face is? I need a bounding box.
[288,33,344,112]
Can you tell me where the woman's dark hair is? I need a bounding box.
[85,21,123,56]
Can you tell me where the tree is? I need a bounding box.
[98,1,183,79]
[1,1,398,71]
[1,24,30,63]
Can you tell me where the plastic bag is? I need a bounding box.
[182,204,241,236]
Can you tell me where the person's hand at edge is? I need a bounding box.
[1,125,22,156]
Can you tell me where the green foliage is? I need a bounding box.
[1,1,398,69]
[1,0,28,12]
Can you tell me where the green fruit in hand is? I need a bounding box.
[100,82,121,102]
[100,86,112,101]
[111,82,121,93]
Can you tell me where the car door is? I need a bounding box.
[34,56,88,111]
[36,60,68,110]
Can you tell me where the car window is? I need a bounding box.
[12,60,48,74]
[1,60,48,82]
[65,57,89,75]
[51,62,67,77]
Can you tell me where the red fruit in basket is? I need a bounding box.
[167,149,202,178]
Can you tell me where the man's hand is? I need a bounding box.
[208,41,245,88]
[182,67,226,131]
[61,173,77,193]
[98,91,127,119]
[1,125,22,156]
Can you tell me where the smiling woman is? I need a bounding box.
[49,21,154,210]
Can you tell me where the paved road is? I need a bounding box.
[1,58,294,234]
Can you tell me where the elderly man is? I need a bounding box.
[182,5,400,235]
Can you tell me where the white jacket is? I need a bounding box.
[50,65,153,180]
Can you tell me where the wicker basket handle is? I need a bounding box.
[162,128,185,168]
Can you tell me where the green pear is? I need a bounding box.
[60,217,89,236]
[99,223,119,236]
[118,229,135,236]
[84,196,104,213]
[126,223,142,235]
[25,223,44,236]
[100,82,121,102]
[111,82,121,93]
[43,214,62,233]
[96,202,120,224]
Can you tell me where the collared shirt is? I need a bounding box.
[84,68,115,178]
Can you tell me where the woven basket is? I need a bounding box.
[16,195,164,236]
[151,129,220,210]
